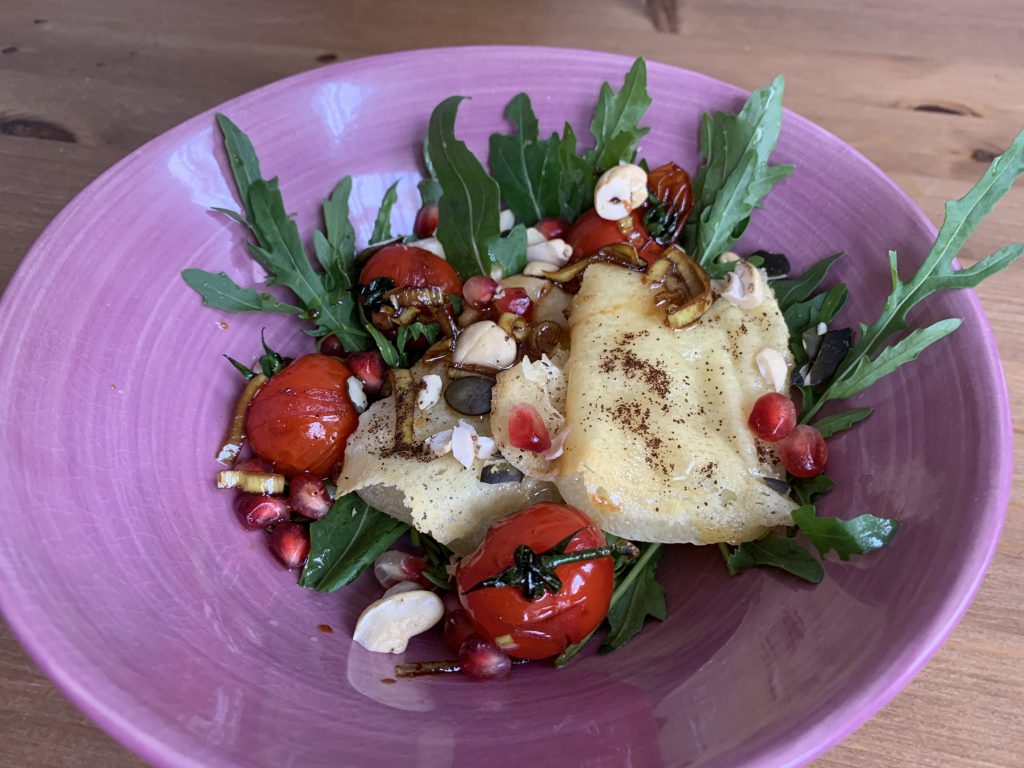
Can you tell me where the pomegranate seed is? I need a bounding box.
[319,334,344,357]
[535,217,570,240]
[443,609,476,652]
[413,201,439,238]
[234,456,273,473]
[235,494,290,530]
[344,350,386,395]
[289,473,332,519]
[458,637,511,680]
[492,286,533,319]
[373,550,428,588]
[269,522,310,569]
[508,403,552,453]
[463,275,499,310]
[748,393,797,442]
[778,424,829,478]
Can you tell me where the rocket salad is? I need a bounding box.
[183,58,1024,678]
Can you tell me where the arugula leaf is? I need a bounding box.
[802,130,1024,421]
[852,130,1024,365]
[586,58,651,174]
[181,270,303,314]
[783,283,848,336]
[183,115,370,350]
[300,494,408,592]
[598,545,666,654]
[215,113,263,221]
[771,252,844,311]
[487,224,528,277]
[418,136,443,206]
[364,323,401,368]
[314,177,357,291]
[554,542,665,667]
[824,318,961,401]
[791,475,835,506]
[396,322,442,366]
[813,407,873,438]
[726,532,823,583]
[370,181,400,244]
[428,96,524,278]
[685,76,794,266]
[558,122,595,218]
[488,93,562,225]
[792,505,899,561]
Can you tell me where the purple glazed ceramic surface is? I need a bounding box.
[0,47,1011,768]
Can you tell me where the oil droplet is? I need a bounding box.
[109,383,117,390]
[217,320,229,330]
[318,624,333,634]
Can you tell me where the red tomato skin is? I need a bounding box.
[358,244,462,295]
[566,208,663,266]
[245,354,358,478]
[456,504,614,660]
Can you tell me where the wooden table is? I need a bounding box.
[1,1,1021,765]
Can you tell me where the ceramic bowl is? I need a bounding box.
[0,47,1011,768]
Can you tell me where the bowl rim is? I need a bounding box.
[0,44,1012,768]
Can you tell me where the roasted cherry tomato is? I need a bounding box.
[645,162,694,243]
[358,243,462,295]
[245,354,358,477]
[566,208,663,265]
[456,504,614,660]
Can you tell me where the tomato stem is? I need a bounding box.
[466,534,640,601]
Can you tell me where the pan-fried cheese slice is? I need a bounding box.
[336,362,559,555]
[556,264,796,545]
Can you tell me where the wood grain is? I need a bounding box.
[1,1,1021,766]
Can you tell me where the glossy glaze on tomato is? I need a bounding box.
[358,243,462,294]
[245,354,359,477]
[566,208,664,266]
[456,504,614,660]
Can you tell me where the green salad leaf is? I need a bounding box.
[370,180,400,244]
[790,475,835,506]
[792,506,899,561]
[313,177,358,292]
[801,128,1024,422]
[585,57,652,174]
[428,97,526,279]
[180,270,302,314]
[301,494,409,592]
[182,115,369,349]
[554,542,665,666]
[725,532,823,583]
[598,544,666,654]
[772,252,844,311]
[418,136,443,206]
[489,95,594,225]
[812,407,873,438]
[488,93,563,225]
[685,76,794,266]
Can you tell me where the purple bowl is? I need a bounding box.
[0,47,1011,768]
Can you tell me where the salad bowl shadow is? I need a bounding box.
[0,46,1011,768]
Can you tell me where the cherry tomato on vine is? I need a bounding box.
[358,243,462,294]
[645,162,695,243]
[245,354,359,477]
[455,503,614,660]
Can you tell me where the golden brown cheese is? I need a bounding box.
[335,362,559,555]
[555,264,796,545]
